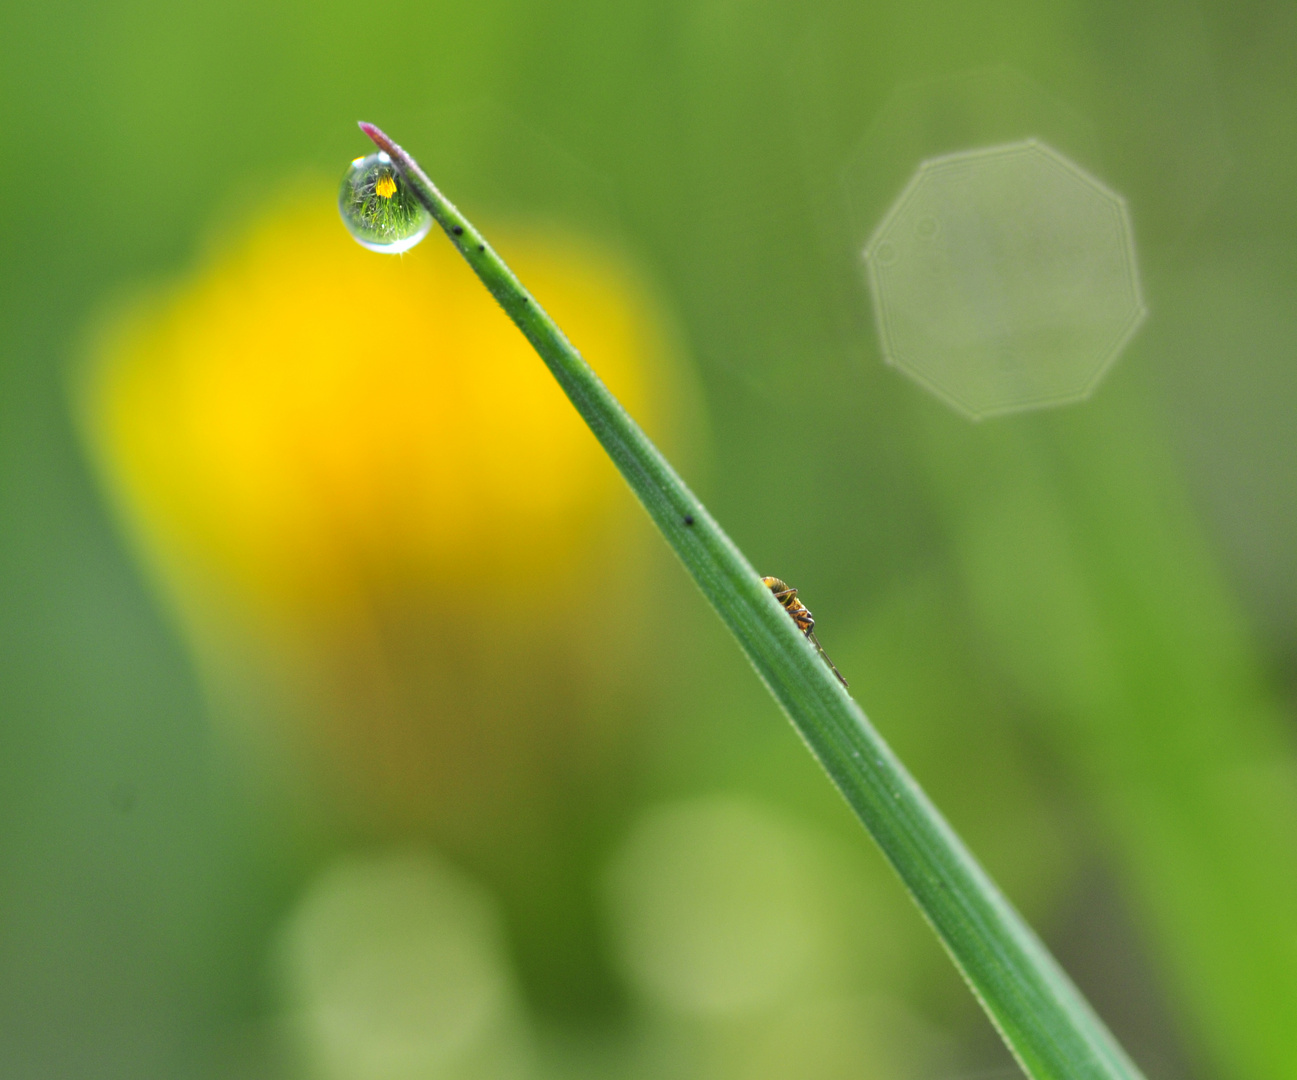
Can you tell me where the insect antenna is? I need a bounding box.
[808,631,848,688]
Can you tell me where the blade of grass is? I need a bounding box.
[359,121,1146,1080]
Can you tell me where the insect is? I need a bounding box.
[762,576,848,688]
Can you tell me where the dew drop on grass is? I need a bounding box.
[339,152,432,254]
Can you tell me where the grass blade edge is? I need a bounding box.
[360,121,1147,1080]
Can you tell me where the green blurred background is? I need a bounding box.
[3,1,1296,1078]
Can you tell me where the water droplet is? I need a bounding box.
[339,152,432,254]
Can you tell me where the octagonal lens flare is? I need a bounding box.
[863,141,1145,420]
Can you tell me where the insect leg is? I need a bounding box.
[808,631,849,688]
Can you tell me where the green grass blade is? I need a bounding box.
[359,121,1146,1080]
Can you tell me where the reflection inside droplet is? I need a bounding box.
[339,151,432,254]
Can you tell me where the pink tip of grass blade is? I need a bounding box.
[358,122,397,157]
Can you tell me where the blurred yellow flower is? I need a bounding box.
[78,185,675,834]
[84,189,658,619]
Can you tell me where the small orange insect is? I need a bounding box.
[762,576,848,688]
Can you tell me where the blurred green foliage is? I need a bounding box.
[2,1,1296,1078]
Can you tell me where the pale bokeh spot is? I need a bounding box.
[863,141,1145,420]
[604,797,850,1017]
[275,849,533,1080]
